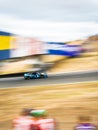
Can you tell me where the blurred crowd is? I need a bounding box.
[12,108,97,130]
[12,108,56,130]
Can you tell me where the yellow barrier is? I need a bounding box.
[0,36,11,50]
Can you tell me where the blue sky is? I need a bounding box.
[0,0,98,41]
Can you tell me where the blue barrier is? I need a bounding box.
[0,50,10,60]
[0,31,13,36]
[47,42,81,57]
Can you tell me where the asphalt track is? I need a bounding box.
[0,70,98,88]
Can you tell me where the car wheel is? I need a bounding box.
[40,75,44,78]
[24,77,29,80]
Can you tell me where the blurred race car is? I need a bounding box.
[24,72,48,80]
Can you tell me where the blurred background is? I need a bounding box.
[0,30,98,75]
[0,0,98,75]
[0,1,98,130]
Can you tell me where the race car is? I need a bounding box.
[24,72,48,80]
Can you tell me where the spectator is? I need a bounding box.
[74,116,97,130]
[12,108,36,130]
[30,109,56,130]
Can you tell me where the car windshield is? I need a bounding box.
[32,72,37,74]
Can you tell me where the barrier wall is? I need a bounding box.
[0,31,12,60]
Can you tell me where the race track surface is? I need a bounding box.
[0,71,98,88]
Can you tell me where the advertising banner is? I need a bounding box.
[64,44,81,57]
[0,31,12,60]
[10,36,44,58]
[47,42,81,57]
[0,36,10,50]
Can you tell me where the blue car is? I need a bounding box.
[24,72,48,80]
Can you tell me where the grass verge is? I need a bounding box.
[0,82,98,130]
